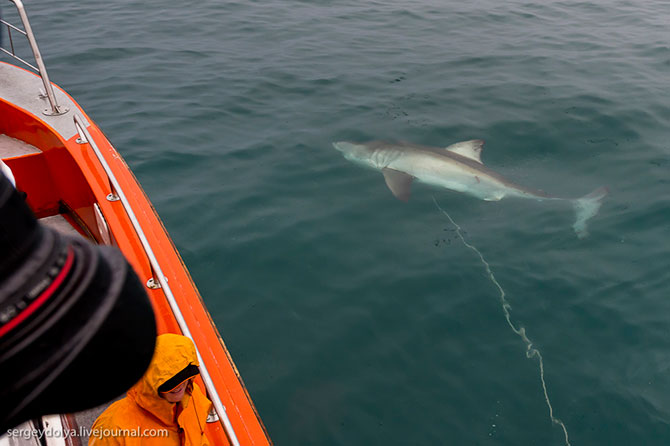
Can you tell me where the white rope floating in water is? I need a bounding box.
[432,197,570,446]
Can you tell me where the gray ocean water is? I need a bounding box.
[5,1,670,444]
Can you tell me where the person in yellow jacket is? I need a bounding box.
[89,333,212,445]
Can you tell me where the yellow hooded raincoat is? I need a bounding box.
[89,334,212,446]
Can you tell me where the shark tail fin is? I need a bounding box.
[572,186,608,239]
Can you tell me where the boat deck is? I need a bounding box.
[0,63,86,141]
[0,134,40,158]
[40,214,81,238]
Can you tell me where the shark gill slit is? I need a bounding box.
[432,196,570,446]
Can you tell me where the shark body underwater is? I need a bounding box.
[332,139,608,238]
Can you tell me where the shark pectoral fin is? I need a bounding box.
[482,190,505,201]
[445,140,485,164]
[572,186,608,238]
[382,168,414,202]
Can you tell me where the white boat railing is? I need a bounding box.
[73,114,241,446]
[0,0,67,116]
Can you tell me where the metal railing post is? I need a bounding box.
[5,0,68,116]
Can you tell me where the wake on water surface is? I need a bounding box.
[433,197,572,446]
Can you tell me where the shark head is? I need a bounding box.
[332,141,378,167]
[333,141,372,158]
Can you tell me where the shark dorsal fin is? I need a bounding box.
[382,168,414,202]
[445,140,485,164]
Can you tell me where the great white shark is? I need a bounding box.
[333,139,607,238]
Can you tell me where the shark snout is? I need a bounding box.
[332,141,352,152]
[333,142,368,159]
